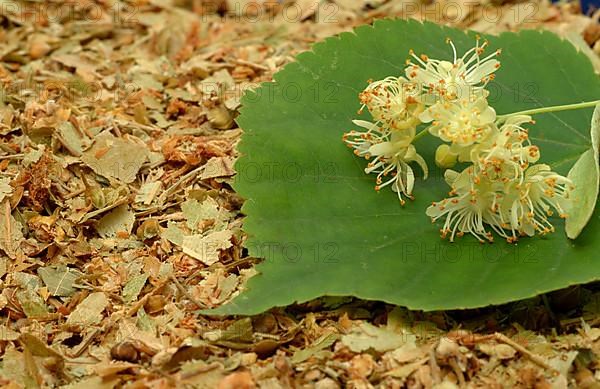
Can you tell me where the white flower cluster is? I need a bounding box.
[427,115,572,243]
[343,37,573,242]
[342,77,428,205]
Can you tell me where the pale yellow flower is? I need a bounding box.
[420,96,496,161]
[343,120,428,205]
[358,76,424,131]
[406,38,501,101]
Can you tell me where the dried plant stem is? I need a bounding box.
[492,333,558,374]
[170,274,207,309]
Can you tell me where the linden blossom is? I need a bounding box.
[343,120,427,205]
[420,96,497,162]
[426,114,574,243]
[357,76,424,131]
[405,37,501,101]
[473,115,541,183]
[426,165,573,244]
[343,38,503,206]
[343,37,598,243]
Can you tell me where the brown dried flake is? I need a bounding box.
[162,134,233,166]
[13,153,54,211]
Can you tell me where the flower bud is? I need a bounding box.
[435,144,457,168]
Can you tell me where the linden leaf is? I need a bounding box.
[162,222,185,246]
[182,197,220,231]
[566,150,599,239]
[200,156,236,180]
[0,325,20,341]
[135,181,162,205]
[0,349,37,388]
[566,104,600,239]
[210,20,600,315]
[57,121,86,156]
[13,273,47,318]
[20,333,63,359]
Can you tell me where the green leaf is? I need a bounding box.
[566,150,599,239]
[566,103,600,239]
[212,20,600,315]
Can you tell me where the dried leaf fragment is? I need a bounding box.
[0,200,24,259]
[96,205,135,238]
[57,121,86,157]
[135,181,162,205]
[81,132,148,183]
[291,332,338,363]
[123,274,149,303]
[478,343,517,360]
[38,265,82,297]
[201,156,235,180]
[181,197,227,232]
[0,177,13,203]
[182,230,233,265]
[341,322,414,353]
[0,325,19,341]
[66,292,108,327]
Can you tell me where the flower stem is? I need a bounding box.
[414,128,430,141]
[497,100,600,122]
